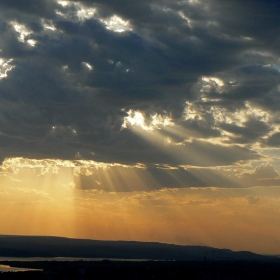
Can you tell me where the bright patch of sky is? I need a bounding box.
[122,110,173,131]
[41,19,57,31]
[99,15,132,33]
[57,1,69,7]
[82,62,93,71]
[2,157,144,176]
[56,1,96,20]
[178,11,193,28]
[56,1,132,32]
[201,76,225,94]
[0,58,15,80]
[213,103,266,125]
[26,39,37,47]
[76,7,97,21]
[184,102,204,121]
[10,21,37,47]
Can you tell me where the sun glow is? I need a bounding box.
[122,110,173,131]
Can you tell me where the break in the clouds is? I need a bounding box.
[0,0,280,190]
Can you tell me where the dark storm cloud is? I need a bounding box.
[0,0,59,18]
[0,0,279,174]
[204,66,280,102]
[265,133,280,147]
[219,119,271,144]
[87,136,260,166]
[211,0,280,51]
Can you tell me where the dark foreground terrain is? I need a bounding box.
[0,260,280,280]
[0,236,279,279]
[0,235,278,262]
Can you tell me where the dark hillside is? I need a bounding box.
[0,235,278,261]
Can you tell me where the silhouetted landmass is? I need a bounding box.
[1,260,280,279]
[0,235,279,262]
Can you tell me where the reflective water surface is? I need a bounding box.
[0,264,42,272]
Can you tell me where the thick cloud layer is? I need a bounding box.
[0,0,280,188]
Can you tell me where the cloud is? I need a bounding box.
[219,119,271,144]
[240,163,279,179]
[0,0,60,18]
[0,0,279,190]
[265,132,280,147]
[237,163,280,187]
[246,195,262,205]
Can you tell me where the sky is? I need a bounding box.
[0,0,280,255]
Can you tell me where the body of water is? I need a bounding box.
[0,257,150,262]
[0,264,42,272]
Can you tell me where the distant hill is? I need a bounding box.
[0,235,278,261]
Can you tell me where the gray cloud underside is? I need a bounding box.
[74,162,280,191]
[0,0,280,170]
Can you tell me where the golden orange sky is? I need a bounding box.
[1,157,279,255]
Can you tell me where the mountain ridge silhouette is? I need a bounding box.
[0,235,278,261]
